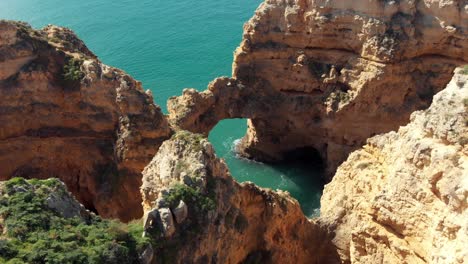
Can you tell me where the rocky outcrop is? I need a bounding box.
[0,21,172,221]
[0,178,92,221]
[320,68,468,263]
[0,177,151,263]
[141,131,338,263]
[168,0,468,178]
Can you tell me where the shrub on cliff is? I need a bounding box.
[164,183,216,213]
[63,58,84,81]
[0,177,149,264]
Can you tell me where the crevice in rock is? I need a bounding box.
[371,218,405,240]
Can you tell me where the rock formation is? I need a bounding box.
[1,0,467,262]
[320,68,468,263]
[140,131,338,263]
[168,0,468,178]
[0,21,172,221]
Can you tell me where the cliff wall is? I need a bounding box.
[0,21,172,221]
[140,131,338,263]
[168,0,468,178]
[321,68,467,263]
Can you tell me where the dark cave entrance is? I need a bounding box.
[81,200,99,215]
[281,146,325,174]
[272,146,326,216]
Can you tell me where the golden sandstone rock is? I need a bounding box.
[321,68,468,263]
[168,0,468,179]
[142,68,467,263]
[0,0,467,262]
[140,131,337,263]
[0,21,172,221]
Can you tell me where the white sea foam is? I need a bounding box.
[230,138,265,164]
[309,208,321,218]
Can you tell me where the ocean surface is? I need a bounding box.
[0,0,323,217]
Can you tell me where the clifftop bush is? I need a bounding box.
[63,58,84,81]
[0,178,148,264]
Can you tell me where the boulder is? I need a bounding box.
[158,208,176,238]
[172,200,188,224]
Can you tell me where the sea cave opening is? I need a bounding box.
[208,118,325,217]
[281,146,324,170]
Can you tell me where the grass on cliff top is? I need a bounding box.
[173,130,206,152]
[173,131,205,144]
[0,177,149,264]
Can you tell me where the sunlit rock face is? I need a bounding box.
[321,68,468,263]
[0,21,172,221]
[168,0,468,178]
[140,131,339,264]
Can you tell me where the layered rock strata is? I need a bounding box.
[140,131,338,264]
[168,0,468,178]
[0,21,172,221]
[320,68,468,263]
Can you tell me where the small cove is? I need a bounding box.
[208,119,324,217]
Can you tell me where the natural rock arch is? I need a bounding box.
[168,0,468,179]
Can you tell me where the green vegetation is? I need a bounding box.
[308,61,332,79]
[164,183,216,213]
[327,90,351,104]
[173,131,205,152]
[14,21,33,38]
[153,182,217,263]
[462,65,468,75]
[0,178,149,264]
[49,36,62,44]
[63,58,84,81]
[174,161,189,176]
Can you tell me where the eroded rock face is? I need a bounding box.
[168,0,468,178]
[320,68,468,263]
[141,131,338,263]
[0,21,172,221]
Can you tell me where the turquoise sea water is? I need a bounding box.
[0,0,323,217]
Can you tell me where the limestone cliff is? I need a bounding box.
[320,68,468,263]
[1,1,467,262]
[168,0,468,178]
[0,21,172,221]
[140,131,338,264]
